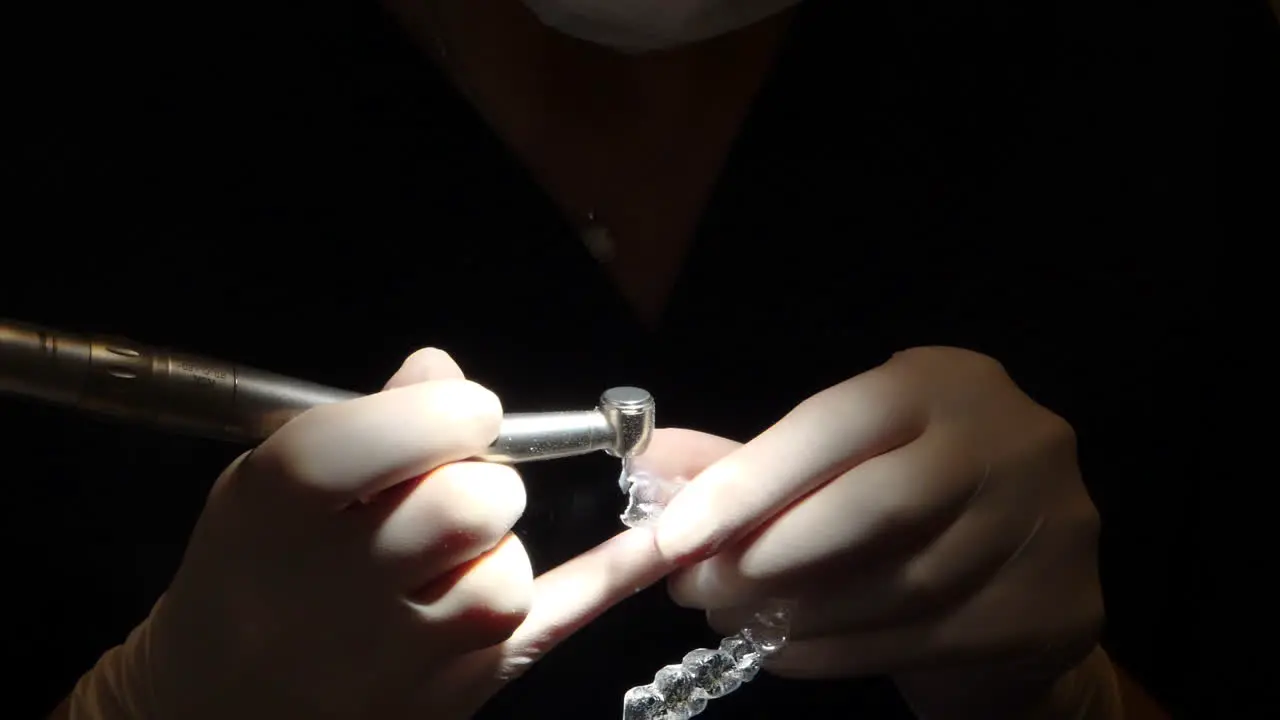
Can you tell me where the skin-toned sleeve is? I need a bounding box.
[1116,664,1171,720]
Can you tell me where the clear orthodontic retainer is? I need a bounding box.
[617,461,794,720]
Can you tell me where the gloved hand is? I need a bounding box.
[639,347,1119,719]
[66,348,675,720]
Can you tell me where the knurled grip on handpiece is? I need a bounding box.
[0,319,655,462]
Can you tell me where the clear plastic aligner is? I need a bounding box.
[616,458,794,719]
[619,464,690,529]
[622,600,794,720]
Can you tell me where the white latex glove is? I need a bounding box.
[640,347,1112,719]
[66,348,675,720]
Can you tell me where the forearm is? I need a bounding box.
[900,645,1165,720]
[50,621,157,720]
[1031,645,1124,720]
[1028,646,1168,720]
[51,645,144,720]
[1113,661,1170,720]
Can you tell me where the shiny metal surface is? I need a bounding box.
[0,319,359,443]
[481,387,655,463]
[0,319,655,464]
[599,386,655,458]
[481,410,615,463]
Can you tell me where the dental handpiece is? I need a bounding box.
[0,319,655,462]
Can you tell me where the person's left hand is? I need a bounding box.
[641,347,1108,719]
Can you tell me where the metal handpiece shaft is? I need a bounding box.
[0,319,351,442]
[484,411,614,463]
[0,319,653,462]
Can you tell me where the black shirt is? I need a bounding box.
[8,0,1215,716]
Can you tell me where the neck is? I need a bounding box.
[379,0,795,327]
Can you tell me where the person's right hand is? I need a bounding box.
[107,349,674,719]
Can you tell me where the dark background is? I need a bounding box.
[7,0,1238,716]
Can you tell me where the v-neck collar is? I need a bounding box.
[357,0,822,338]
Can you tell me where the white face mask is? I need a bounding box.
[520,0,803,53]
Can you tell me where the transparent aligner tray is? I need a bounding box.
[618,463,793,719]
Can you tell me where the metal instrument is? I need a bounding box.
[0,319,654,462]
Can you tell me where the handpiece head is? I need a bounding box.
[599,386,655,459]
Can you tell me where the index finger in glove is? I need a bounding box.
[655,364,927,561]
[415,526,679,714]
[239,379,502,513]
[666,427,986,610]
[631,428,742,482]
